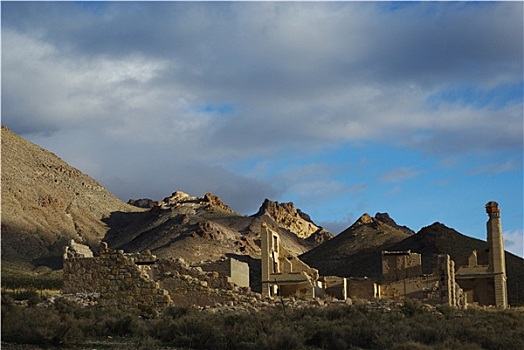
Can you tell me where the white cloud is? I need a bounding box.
[469,160,521,175]
[504,229,524,258]
[380,167,423,183]
[2,1,522,215]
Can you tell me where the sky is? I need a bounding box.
[2,1,523,257]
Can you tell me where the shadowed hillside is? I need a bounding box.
[300,213,411,278]
[1,126,140,268]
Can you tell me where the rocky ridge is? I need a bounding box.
[104,191,325,263]
[254,199,334,244]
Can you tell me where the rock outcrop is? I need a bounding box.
[128,198,156,208]
[374,212,415,235]
[254,199,334,244]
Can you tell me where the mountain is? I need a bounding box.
[105,193,330,263]
[2,127,330,269]
[1,126,140,268]
[300,213,411,278]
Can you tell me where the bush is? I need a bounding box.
[3,301,524,349]
[2,305,63,345]
[400,298,423,316]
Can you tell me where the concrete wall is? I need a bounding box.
[453,202,508,309]
[381,276,439,300]
[380,252,466,308]
[229,258,250,288]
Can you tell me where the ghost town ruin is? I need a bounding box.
[62,201,508,310]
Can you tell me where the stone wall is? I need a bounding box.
[380,253,466,308]
[63,239,94,258]
[382,251,423,282]
[63,242,171,310]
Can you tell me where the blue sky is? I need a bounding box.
[2,1,523,256]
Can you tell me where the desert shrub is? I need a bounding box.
[391,341,433,350]
[435,304,456,318]
[306,322,350,350]
[3,299,524,350]
[53,297,81,313]
[1,264,63,291]
[2,305,62,345]
[400,298,424,316]
[1,292,16,305]
[10,289,43,306]
[150,311,217,348]
[163,305,193,319]
[85,307,147,338]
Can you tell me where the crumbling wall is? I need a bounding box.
[261,223,318,298]
[63,239,94,258]
[379,253,466,308]
[435,254,466,308]
[63,241,171,310]
[381,275,439,300]
[347,277,379,300]
[382,251,422,282]
[199,257,250,288]
[323,276,347,300]
[149,258,253,307]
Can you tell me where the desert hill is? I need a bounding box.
[300,213,412,278]
[2,127,522,305]
[1,126,141,268]
[1,127,332,268]
[106,193,332,263]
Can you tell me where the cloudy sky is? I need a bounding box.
[2,1,523,256]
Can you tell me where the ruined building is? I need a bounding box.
[63,241,172,309]
[259,201,508,309]
[455,201,508,308]
[261,223,320,298]
[63,201,507,310]
[260,224,466,307]
[380,250,466,308]
[63,240,251,309]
